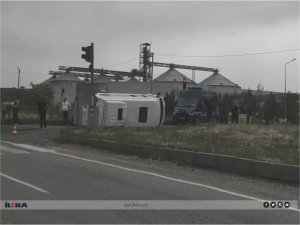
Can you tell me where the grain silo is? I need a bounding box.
[199,72,241,95]
[153,68,198,97]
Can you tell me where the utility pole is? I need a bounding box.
[90,42,94,104]
[284,58,296,125]
[17,67,20,97]
[150,53,154,94]
[81,42,94,127]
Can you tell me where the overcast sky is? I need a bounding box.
[1,1,299,92]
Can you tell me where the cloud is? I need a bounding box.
[1,1,299,92]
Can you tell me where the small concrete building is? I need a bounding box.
[199,72,241,95]
[44,73,83,105]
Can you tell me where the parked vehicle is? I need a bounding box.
[90,93,165,127]
[173,88,218,123]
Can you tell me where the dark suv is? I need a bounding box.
[173,88,218,123]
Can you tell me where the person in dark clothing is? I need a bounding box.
[231,104,239,124]
[231,105,235,124]
[246,105,253,124]
[37,100,47,129]
[205,99,213,123]
[12,99,20,125]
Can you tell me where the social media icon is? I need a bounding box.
[270,202,276,208]
[263,202,269,208]
[284,202,290,208]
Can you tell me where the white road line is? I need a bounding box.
[52,151,300,213]
[0,173,49,194]
[0,141,55,153]
[1,146,29,154]
[52,146,124,163]
[1,141,299,213]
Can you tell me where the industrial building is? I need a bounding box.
[41,43,243,105]
[41,68,241,105]
[199,72,241,94]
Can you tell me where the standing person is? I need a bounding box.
[12,98,20,125]
[235,104,240,124]
[231,105,235,124]
[205,99,213,123]
[62,98,71,125]
[37,99,47,129]
[231,104,239,124]
[246,105,253,124]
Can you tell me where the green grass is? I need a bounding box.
[68,124,299,165]
[18,108,63,120]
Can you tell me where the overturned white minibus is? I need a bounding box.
[94,93,165,127]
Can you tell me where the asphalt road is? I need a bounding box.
[0,126,299,224]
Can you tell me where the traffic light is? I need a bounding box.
[183,78,187,90]
[81,44,93,63]
[89,64,93,73]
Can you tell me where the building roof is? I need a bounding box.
[94,75,110,84]
[40,75,57,85]
[50,73,82,83]
[82,77,90,83]
[199,72,240,87]
[125,77,141,83]
[154,68,194,83]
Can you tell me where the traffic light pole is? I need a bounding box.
[81,42,95,128]
[17,67,20,98]
[90,43,95,128]
[90,43,94,85]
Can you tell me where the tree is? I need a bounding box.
[263,93,279,124]
[286,92,299,124]
[218,94,232,124]
[243,89,256,124]
[255,81,264,120]
[164,91,177,115]
[30,83,54,105]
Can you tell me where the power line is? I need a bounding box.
[2,71,50,77]
[1,72,17,77]
[22,72,50,76]
[104,57,139,68]
[155,48,300,58]
[2,71,51,80]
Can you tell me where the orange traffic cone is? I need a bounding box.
[12,124,18,135]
